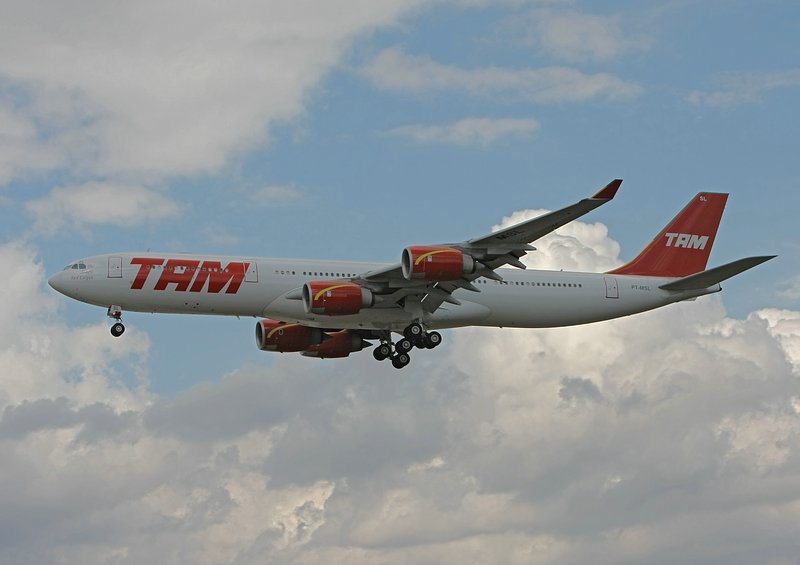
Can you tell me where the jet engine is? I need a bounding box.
[302,331,369,358]
[255,319,323,352]
[303,281,373,315]
[402,245,475,281]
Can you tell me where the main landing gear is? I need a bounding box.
[107,305,125,337]
[372,323,442,369]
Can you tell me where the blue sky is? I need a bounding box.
[9,0,797,390]
[1,1,800,563]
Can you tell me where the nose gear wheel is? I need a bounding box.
[107,305,126,337]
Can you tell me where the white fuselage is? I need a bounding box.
[49,252,718,332]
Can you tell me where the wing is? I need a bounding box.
[357,179,622,313]
[462,178,621,269]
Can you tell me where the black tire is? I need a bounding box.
[110,322,125,337]
[373,343,392,361]
[405,322,424,339]
[396,338,413,353]
[392,352,411,369]
[424,331,442,349]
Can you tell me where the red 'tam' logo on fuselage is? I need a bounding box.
[130,257,250,294]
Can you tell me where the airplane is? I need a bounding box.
[48,180,775,369]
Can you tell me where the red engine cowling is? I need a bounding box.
[255,319,323,352]
[302,331,367,358]
[303,281,373,315]
[402,246,475,281]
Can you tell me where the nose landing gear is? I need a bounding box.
[107,305,125,337]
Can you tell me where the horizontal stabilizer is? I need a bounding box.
[659,255,776,291]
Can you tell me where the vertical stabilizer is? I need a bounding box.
[608,192,728,277]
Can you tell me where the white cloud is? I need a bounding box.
[687,69,800,107]
[510,9,647,63]
[362,48,643,102]
[202,224,241,247]
[493,208,623,272]
[777,274,800,301]
[25,181,181,236]
[0,96,78,185]
[0,241,151,409]
[0,1,423,182]
[1,216,798,563]
[387,117,539,146]
[248,185,305,208]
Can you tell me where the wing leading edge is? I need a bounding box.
[358,179,622,313]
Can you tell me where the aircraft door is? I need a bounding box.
[245,261,258,283]
[604,276,619,299]
[108,256,122,278]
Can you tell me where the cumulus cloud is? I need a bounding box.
[387,117,539,146]
[1,210,798,563]
[25,181,181,236]
[493,207,623,272]
[687,69,800,107]
[362,48,642,102]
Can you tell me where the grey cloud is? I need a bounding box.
[144,358,462,488]
[143,367,307,441]
[0,397,136,443]
[2,231,800,564]
[558,376,604,405]
[0,397,80,439]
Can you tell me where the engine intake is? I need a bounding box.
[255,319,323,352]
[402,246,475,281]
[302,281,373,315]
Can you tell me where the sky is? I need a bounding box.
[1,0,799,563]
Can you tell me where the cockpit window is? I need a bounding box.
[64,261,89,270]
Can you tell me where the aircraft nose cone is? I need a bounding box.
[48,271,66,294]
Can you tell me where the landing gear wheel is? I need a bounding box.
[405,322,424,339]
[373,343,392,361]
[391,352,411,369]
[107,305,124,337]
[423,331,442,349]
[396,338,413,354]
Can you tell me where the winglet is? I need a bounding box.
[592,179,623,200]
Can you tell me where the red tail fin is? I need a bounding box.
[608,192,728,277]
